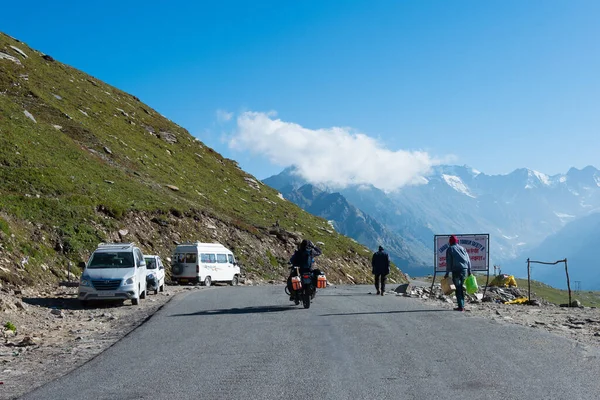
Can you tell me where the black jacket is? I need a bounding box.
[371,250,390,275]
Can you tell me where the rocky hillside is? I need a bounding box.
[0,32,405,286]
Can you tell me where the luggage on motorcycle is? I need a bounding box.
[317,274,327,289]
[291,276,302,291]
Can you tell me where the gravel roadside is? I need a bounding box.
[0,283,197,399]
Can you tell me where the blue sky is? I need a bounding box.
[3,0,600,184]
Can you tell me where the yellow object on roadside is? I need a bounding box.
[489,274,518,288]
[507,276,517,287]
[504,297,528,304]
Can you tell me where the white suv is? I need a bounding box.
[78,243,148,306]
[144,255,165,294]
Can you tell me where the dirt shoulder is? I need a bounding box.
[0,283,197,400]
[399,283,600,348]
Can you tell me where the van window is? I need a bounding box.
[228,254,234,264]
[176,253,186,264]
[201,253,216,263]
[217,254,227,263]
[186,253,197,263]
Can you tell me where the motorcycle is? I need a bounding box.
[286,266,327,309]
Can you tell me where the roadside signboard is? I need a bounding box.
[434,234,489,273]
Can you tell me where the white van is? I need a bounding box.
[78,243,148,306]
[171,242,240,286]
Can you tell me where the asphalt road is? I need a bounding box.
[23,285,600,400]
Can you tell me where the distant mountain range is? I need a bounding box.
[265,165,600,288]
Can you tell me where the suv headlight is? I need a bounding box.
[122,277,134,286]
[148,273,156,279]
[80,277,92,287]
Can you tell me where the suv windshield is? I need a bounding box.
[88,252,134,269]
[144,257,157,269]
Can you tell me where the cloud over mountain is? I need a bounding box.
[228,111,440,191]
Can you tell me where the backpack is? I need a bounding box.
[299,248,313,270]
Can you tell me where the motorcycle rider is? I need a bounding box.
[288,239,322,301]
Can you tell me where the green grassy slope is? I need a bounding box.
[513,278,600,308]
[0,32,406,286]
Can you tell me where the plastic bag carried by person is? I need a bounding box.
[441,276,456,295]
[465,274,478,295]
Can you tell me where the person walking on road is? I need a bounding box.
[444,235,472,311]
[372,246,390,296]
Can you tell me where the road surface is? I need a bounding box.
[23,285,600,399]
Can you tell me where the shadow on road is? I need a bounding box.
[320,309,451,317]
[170,305,296,317]
[23,296,125,310]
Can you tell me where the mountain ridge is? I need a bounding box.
[265,164,600,286]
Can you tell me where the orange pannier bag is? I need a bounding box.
[317,275,327,289]
[291,276,302,291]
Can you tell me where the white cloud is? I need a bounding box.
[216,109,233,122]
[228,111,441,192]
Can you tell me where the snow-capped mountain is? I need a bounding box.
[264,165,600,284]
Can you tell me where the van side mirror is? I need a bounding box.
[139,260,146,268]
[78,261,86,270]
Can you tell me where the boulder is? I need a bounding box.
[14,300,27,310]
[50,309,64,318]
[16,336,36,347]
[23,110,37,123]
[395,283,411,294]
[159,131,177,144]
[0,51,21,65]
[10,45,28,58]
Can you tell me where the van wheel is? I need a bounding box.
[230,275,239,286]
[203,276,211,287]
[132,297,139,306]
[140,288,146,299]
[154,288,159,295]
[159,283,165,292]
